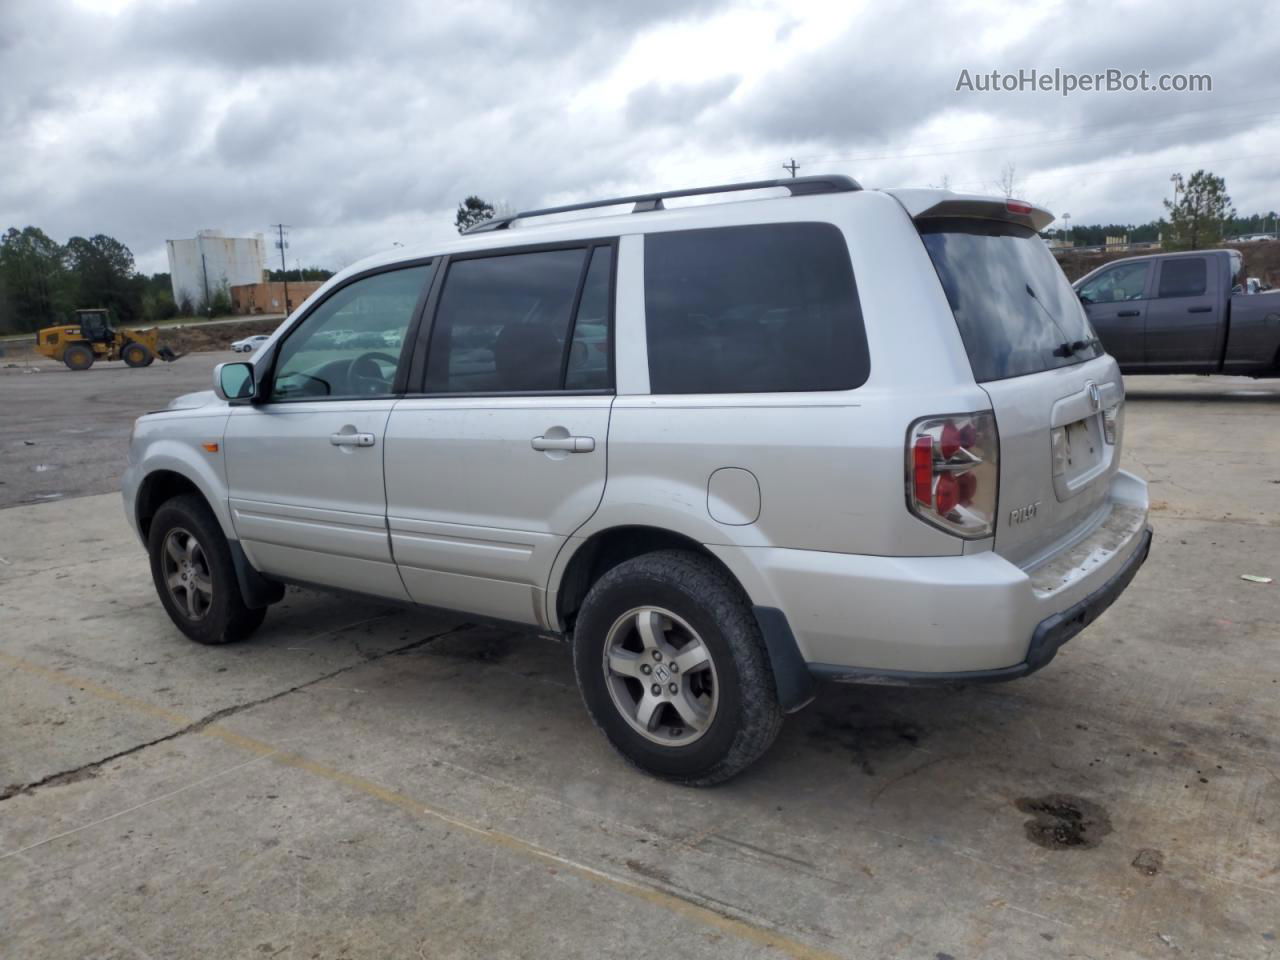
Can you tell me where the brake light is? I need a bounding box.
[906,412,999,538]
[1006,199,1033,215]
[912,436,934,505]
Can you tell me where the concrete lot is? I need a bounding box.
[1,369,1277,959]
[0,351,232,509]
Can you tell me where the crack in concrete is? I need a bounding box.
[0,622,472,802]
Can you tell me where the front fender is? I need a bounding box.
[125,411,234,540]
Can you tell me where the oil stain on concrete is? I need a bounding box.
[1015,793,1113,850]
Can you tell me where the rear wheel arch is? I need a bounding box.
[554,525,748,634]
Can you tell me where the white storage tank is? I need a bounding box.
[166,230,267,311]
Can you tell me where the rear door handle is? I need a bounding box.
[531,435,595,453]
[330,432,376,447]
[1117,310,1140,317]
[1188,306,1212,313]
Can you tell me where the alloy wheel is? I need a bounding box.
[161,527,213,621]
[601,606,718,746]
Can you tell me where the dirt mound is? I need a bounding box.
[159,318,284,355]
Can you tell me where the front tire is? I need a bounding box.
[572,550,783,786]
[147,494,267,644]
[122,342,152,367]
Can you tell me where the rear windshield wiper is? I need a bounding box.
[1053,336,1100,358]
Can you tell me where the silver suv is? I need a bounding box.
[123,176,1151,784]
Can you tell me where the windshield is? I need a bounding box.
[919,218,1102,382]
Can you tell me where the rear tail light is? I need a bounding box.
[1102,403,1122,445]
[906,412,999,538]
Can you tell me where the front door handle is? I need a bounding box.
[330,432,376,447]
[531,435,595,453]
[1188,306,1212,313]
[1117,310,1140,317]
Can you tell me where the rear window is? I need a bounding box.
[644,223,868,394]
[1157,257,1207,298]
[919,218,1102,382]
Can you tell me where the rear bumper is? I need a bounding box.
[712,469,1151,686]
[807,524,1151,685]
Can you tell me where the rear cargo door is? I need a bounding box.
[917,215,1122,567]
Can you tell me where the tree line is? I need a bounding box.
[1040,171,1272,251]
[0,225,338,335]
[0,226,175,334]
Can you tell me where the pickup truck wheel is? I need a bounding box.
[147,494,267,644]
[572,550,783,786]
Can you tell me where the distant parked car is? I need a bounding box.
[231,335,270,353]
[1238,234,1273,243]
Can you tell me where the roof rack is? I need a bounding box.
[464,175,862,234]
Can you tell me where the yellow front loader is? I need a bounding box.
[34,309,183,371]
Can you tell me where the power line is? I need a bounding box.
[686,93,1280,185]
[942,148,1280,191]
[787,93,1280,166]
[780,111,1277,169]
[782,157,799,178]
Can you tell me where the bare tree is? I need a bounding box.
[994,162,1020,198]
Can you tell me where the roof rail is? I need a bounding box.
[464,175,862,234]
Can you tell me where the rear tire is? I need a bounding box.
[122,342,152,367]
[147,494,267,644]
[572,550,783,786]
[63,344,94,370]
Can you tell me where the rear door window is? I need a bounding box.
[424,247,598,393]
[919,218,1102,382]
[565,246,612,390]
[1156,257,1207,298]
[643,222,868,394]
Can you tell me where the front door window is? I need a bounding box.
[270,265,432,401]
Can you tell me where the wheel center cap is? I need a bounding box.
[654,664,671,684]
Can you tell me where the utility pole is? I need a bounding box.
[782,158,799,178]
[271,224,290,314]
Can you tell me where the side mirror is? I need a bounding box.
[214,361,255,402]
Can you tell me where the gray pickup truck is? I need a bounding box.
[1074,249,1280,375]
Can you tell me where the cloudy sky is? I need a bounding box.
[2,0,1277,274]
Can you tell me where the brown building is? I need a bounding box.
[229,281,324,315]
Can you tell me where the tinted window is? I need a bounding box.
[919,218,1102,382]
[1157,257,1207,298]
[644,223,867,394]
[271,265,431,401]
[565,247,612,390]
[1079,261,1149,303]
[425,248,586,393]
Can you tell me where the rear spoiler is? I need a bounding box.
[886,188,1055,232]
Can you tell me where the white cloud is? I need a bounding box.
[3,0,1277,274]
